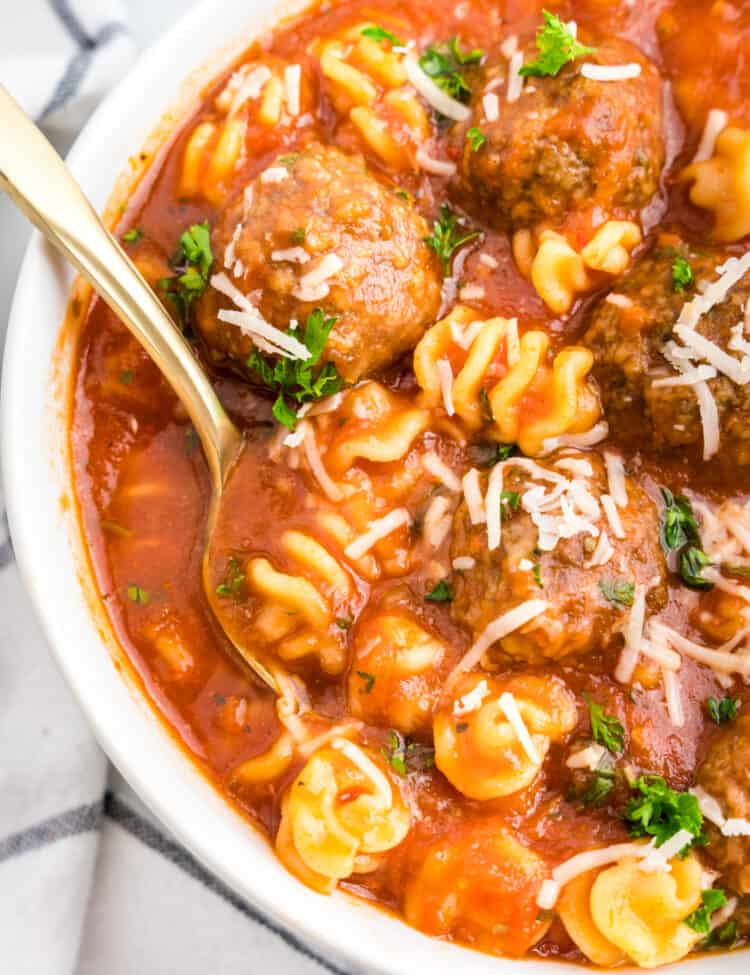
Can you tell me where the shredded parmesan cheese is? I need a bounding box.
[303,424,344,501]
[271,246,310,264]
[581,63,642,81]
[615,585,646,683]
[424,495,453,549]
[601,494,625,539]
[606,292,634,309]
[404,57,471,121]
[453,679,490,716]
[415,144,457,176]
[260,166,289,184]
[537,842,655,909]
[566,743,607,771]
[344,508,411,560]
[662,668,685,727]
[694,380,720,460]
[693,108,729,163]
[436,358,456,416]
[447,599,549,687]
[499,692,541,764]
[639,829,694,873]
[283,64,301,116]
[482,91,499,122]
[506,49,525,102]
[459,284,485,302]
[479,252,499,269]
[331,738,392,803]
[604,452,628,508]
[541,421,609,454]
[452,556,476,571]
[462,468,486,524]
[485,463,504,552]
[423,452,461,492]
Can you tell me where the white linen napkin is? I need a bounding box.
[0,4,344,973]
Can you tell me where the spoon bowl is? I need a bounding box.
[0,85,278,693]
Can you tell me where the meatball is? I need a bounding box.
[197,143,442,383]
[696,713,750,894]
[455,38,663,232]
[450,451,667,663]
[582,241,750,465]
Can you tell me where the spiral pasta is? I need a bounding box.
[680,127,750,242]
[316,23,429,168]
[413,307,601,455]
[348,612,448,734]
[558,849,705,969]
[276,739,410,893]
[512,222,642,314]
[433,674,577,799]
[246,528,356,675]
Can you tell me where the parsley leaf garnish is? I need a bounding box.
[467,126,486,152]
[701,920,738,950]
[381,730,407,776]
[426,579,453,603]
[356,670,376,694]
[157,221,213,330]
[247,308,342,429]
[660,489,713,591]
[500,490,520,520]
[532,562,543,588]
[684,889,728,934]
[680,546,713,590]
[580,768,616,806]
[660,489,700,552]
[126,584,150,606]
[122,227,143,244]
[425,204,480,273]
[599,578,635,607]
[707,696,740,725]
[215,556,245,599]
[624,775,705,849]
[672,256,694,293]
[585,694,625,754]
[418,37,484,103]
[519,10,595,78]
[361,25,403,46]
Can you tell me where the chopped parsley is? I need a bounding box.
[660,489,713,591]
[185,427,199,455]
[381,730,407,775]
[335,617,352,630]
[701,920,738,950]
[467,126,486,152]
[469,441,517,468]
[707,696,740,725]
[247,308,342,429]
[660,489,700,552]
[122,227,143,244]
[672,256,694,293]
[290,227,306,245]
[215,556,245,599]
[157,221,213,330]
[425,204,480,273]
[598,578,635,607]
[119,369,134,385]
[680,545,713,590]
[532,562,543,589]
[585,694,625,754]
[500,489,520,520]
[684,889,728,934]
[425,579,453,603]
[579,768,616,806]
[361,25,403,46]
[519,10,595,78]
[624,775,705,849]
[356,670,376,694]
[418,37,484,104]
[126,584,150,606]
[723,562,750,579]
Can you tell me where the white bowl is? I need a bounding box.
[0,2,733,973]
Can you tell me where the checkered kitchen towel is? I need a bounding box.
[0,4,346,973]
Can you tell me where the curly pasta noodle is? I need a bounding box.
[433,674,577,800]
[276,739,410,893]
[316,23,429,169]
[558,849,705,968]
[512,222,642,313]
[178,59,300,203]
[246,528,356,675]
[414,307,600,455]
[680,127,750,242]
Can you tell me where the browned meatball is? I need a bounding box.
[455,38,664,231]
[450,451,667,664]
[696,713,750,894]
[582,240,750,465]
[196,143,442,383]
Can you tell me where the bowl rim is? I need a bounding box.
[0,2,732,974]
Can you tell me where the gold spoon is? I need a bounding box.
[0,85,279,693]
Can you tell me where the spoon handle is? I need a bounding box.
[0,85,240,491]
